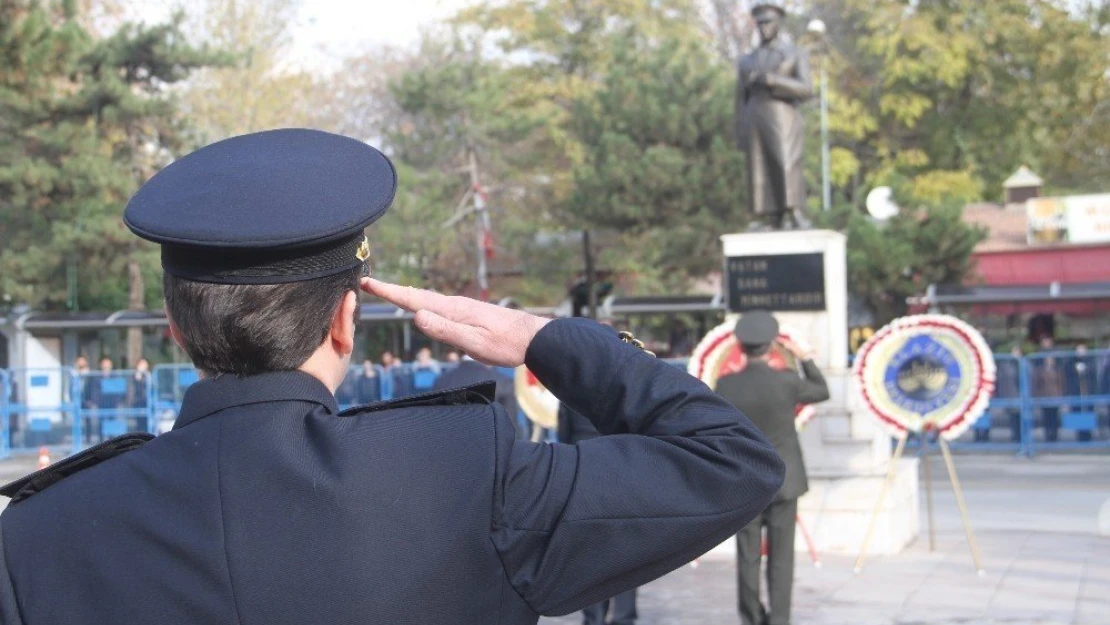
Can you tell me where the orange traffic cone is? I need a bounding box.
[37,447,51,470]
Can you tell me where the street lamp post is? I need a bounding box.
[807,19,831,213]
[820,64,830,212]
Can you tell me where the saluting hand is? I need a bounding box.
[360,278,551,367]
[777,337,816,361]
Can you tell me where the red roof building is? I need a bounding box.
[922,201,1110,318]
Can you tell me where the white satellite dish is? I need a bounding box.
[865,186,900,221]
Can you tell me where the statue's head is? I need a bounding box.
[752,4,785,43]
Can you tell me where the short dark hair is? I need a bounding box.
[163,265,363,376]
[742,343,770,358]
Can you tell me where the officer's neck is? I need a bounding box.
[298,344,349,395]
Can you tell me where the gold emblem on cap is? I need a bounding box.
[356,237,371,261]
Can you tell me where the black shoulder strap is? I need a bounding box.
[0,433,154,505]
[338,381,497,417]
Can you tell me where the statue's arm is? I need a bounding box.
[766,48,813,101]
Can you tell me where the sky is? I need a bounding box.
[127,0,482,69]
[296,0,479,51]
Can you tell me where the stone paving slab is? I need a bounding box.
[540,530,1110,625]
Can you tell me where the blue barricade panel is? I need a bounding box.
[1,348,1106,457]
[1063,411,1097,431]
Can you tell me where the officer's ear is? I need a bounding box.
[328,289,358,357]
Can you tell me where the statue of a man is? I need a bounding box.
[735,3,814,230]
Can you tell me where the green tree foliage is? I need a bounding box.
[567,32,747,290]
[0,0,226,311]
[819,200,986,323]
[5,0,1106,314]
[811,0,1110,202]
[379,0,1108,304]
[453,0,708,207]
[390,0,726,300]
[379,35,562,297]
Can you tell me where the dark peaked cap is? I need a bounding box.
[124,128,397,284]
[734,310,780,346]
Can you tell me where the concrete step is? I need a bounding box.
[802,427,888,474]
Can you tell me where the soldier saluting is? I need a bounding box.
[0,129,784,625]
[714,311,830,625]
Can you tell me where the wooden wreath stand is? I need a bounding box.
[853,425,984,575]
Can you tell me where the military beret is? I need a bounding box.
[123,128,396,284]
[734,310,780,346]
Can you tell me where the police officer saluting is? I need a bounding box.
[0,129,784,625]
[714,311,830,625]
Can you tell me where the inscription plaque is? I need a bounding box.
[726,253,826,312]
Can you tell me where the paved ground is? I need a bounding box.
[540,454,1110,625]
[2,452,1107,624]
[541,529,1109,625]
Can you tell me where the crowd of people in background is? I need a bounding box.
[12,349,472,446]
[71,356,152,444]
[983,336,1109,443]
[334,347,464,406]
[5,334,1110,448]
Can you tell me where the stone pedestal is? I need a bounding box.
[709,230,919,557]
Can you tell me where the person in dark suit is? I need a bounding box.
[714,311,830,625]
[354,359,381,403]
[433,354,521,438]
[992,347,1023,443]
[1067,344,1096,442]
[0,129,785,625]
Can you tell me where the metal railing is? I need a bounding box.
[2,351,1107,458]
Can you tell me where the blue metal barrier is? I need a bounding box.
[336,364,386,409]
[2,350,1108,457]
[1023,350,1110,454]
[151,364,200,434]
[76,370,153,443]
[0,369,9,459]
[4,367,83,456]
[939,354,1027,453]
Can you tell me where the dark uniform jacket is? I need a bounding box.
[0,319,784,625]
[432,359,519,430]
[715,359,829,501]
[557,403,600,444]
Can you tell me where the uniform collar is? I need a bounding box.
[746,358,774,370]
[173,370,338,430]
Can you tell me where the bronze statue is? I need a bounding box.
[735,3,813,230]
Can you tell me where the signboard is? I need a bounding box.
[1027,194,1110,244]
[853,314,995,441]
[1026,197,1067,244]
[1064,194,1110,244]
[725,253,825,312]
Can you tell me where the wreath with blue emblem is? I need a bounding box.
[853,314,995,440]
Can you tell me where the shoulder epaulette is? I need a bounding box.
[0,433,154,505]
[339,381,496,417]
